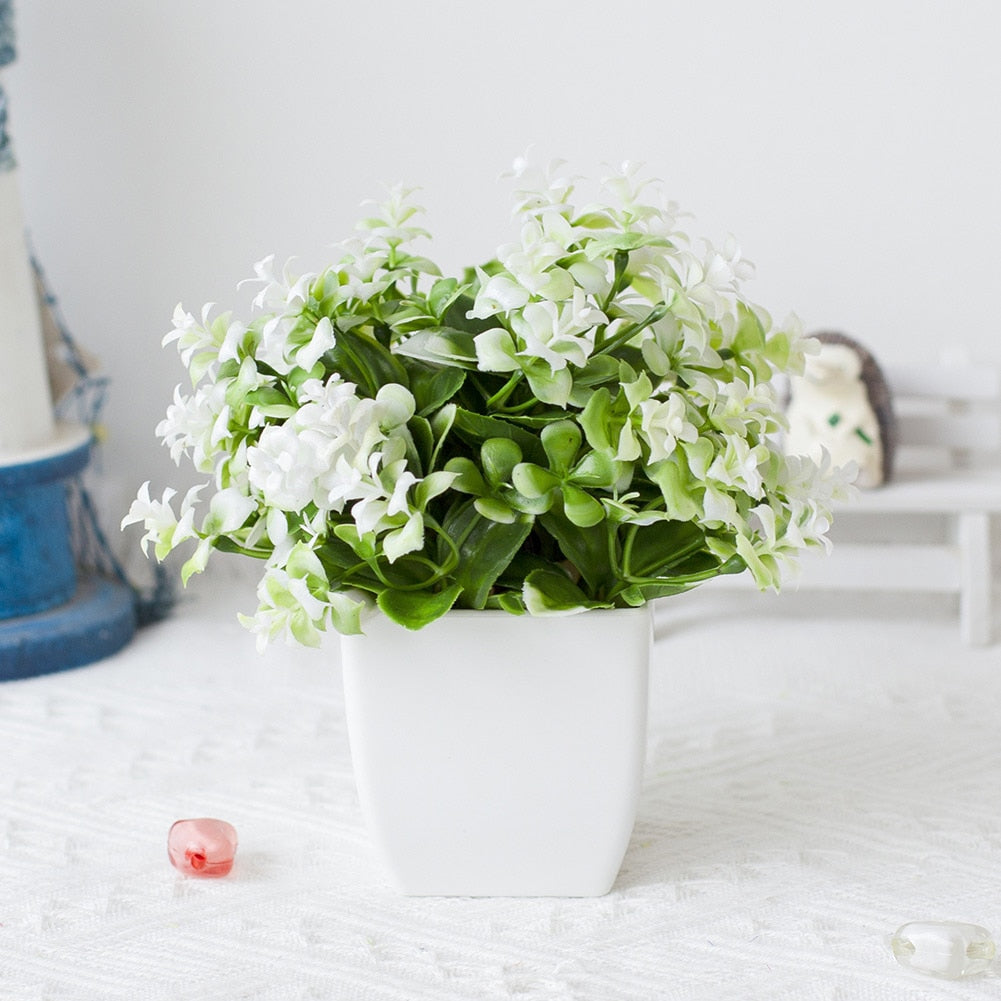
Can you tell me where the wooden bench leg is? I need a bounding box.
[958,512,992,646]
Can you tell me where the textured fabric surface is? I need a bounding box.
[2,564,1000,1000]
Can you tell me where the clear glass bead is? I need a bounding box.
[891,921,995,979]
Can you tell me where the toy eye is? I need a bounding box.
[854,427,873,445]
[827,413,842,427]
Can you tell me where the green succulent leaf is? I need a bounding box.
[485,591,526,614]
[376,583,463,630]
[511,462,561,499]
[525,364,573,407]
[474,496,517,524]
[540,420,582,474]
[579,387,614,452]
[570,450,621,489]
[522,568,614,615]
[481,437,523,489]
[561,485,606,528]
[444,457,487,495]
[415,469,459,508]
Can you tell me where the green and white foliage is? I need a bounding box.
[124,157,850,647]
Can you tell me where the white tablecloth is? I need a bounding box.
[3,566,1000,1000]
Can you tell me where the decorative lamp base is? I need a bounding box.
[0,424,137,680]
[0,424,91,617]
[0,573,136,681]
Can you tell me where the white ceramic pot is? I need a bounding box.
[340,604,652,897]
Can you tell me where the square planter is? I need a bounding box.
[340,604,651,896]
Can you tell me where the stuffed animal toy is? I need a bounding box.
[784,331,896,488]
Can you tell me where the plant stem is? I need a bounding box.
[593,304,669,359]
[485,371,524,410]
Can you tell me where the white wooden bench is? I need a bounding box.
[718,362,1001,646]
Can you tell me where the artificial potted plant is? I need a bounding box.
[124,157,844,896]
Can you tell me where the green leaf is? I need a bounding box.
[328,592,365,635]
[474,496,517,523]
[429,404,457,468]
[415,470,458,508]
[443,502,533,608]
[452,408,543,461]
[495,551,559,589]
[569,356,621,403]
[628,273,663,304]
[579,387,613,452]
[244,386,294,412]
[561,485,605,528]
[732,302,772,381]
[394,327,480,369]
[646,458,701,521]
[511,462,561,499]
[618,582,693,604]
[570,450,621,489]
[538,511,615,595]
[502,485,556,516]
[541,420,582,474]
[408,363,467,417]
[733,301,766,354]
[525,364,573,407]
[485,591,526,614]
[331,524,377,561]
[442,294,496,334]
[409,414,434,473]
[763,328,793,371]
[572,210,615,230]
[481,437,522,489]
[327,325,410,397]
[376,583,463,630]
[443,457,487,495]
[640,338,672,378]
[624,519,706,579]
[583,232,670,259]
[428,277,466,318]
[522,568,613,615]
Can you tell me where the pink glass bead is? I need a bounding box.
[168,818,237,877]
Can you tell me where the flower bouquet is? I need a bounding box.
[123,157,845,647]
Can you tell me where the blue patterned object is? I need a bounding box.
[0,437,91,618]
[0,0,14,68]
[0,84,12,172]
[0,576,137,681]
[0,0,15,172]
[0,435,140,678]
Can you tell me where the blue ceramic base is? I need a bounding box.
[0,427,92,618]
[0,574,137,681]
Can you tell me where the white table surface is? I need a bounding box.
[3,563,1000,1000]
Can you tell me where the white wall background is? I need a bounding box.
[5,0,1001,534]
